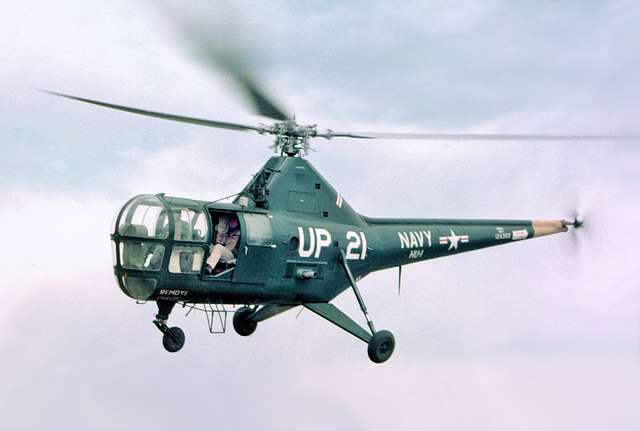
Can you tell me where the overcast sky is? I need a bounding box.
[2,1,640,430]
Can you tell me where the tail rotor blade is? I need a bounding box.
[564,207,589,256]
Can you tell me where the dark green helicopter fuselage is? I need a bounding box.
[111,155,568,306]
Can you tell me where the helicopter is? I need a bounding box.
[40,21,637,364]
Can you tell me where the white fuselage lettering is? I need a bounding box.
[158,289,188,296]
[298,227,368,261]
[298,226,316,258]
[398,230,432,249]
[298,226,333,259]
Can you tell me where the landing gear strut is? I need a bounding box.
[154,300,185,353]
[339,250,396,363]
[303,250,396,364]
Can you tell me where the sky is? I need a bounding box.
[2,1,640,429]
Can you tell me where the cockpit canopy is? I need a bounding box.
[112,194,212,300]
[116,195,208,241]
[112,194,273,301]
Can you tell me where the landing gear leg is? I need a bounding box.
[153,300,185,353]
[339,250,396,363]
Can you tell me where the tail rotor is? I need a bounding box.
[563,208,589,256]
[565,213,585,229]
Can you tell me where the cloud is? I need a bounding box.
[2,1,640,430]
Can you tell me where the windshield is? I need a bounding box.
[118,195,169,239]
[172,207,208,241]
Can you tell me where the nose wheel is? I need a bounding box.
[154,300,186,353]
[162,327,185,352]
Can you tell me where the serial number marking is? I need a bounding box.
[495,227,512,240]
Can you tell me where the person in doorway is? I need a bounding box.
[205,215,240,274]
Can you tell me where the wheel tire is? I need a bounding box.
[367,330,395,363]
[162,326,185,353]
[233,306,257,336]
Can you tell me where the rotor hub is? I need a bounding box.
[269,120,317,156]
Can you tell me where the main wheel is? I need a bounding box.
[233,306,257,336]
[367,330,395,363]
[162,326,185,353]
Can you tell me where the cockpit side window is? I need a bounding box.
[119,242,165,271]
[242,213,273,246]
[169,245,205,274]
[172,208,208,241]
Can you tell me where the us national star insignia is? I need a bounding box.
[438,229,469,251]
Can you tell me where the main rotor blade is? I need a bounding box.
[38,90,266,133]
[224,69,291,121]
[169,7,291,121]
[317,131,640,141]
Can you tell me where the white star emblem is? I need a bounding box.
[438,229,470,251]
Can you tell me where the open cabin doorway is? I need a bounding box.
[204,211,241,278]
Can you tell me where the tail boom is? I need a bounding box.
[363,217,571,271]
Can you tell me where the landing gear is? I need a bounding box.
[339,250,397,363]
[367,330,395,363]
[303,251,397,363]
[233,306,257,336]
[154,300,186,353]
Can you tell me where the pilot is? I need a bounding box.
[205,215,240,274]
